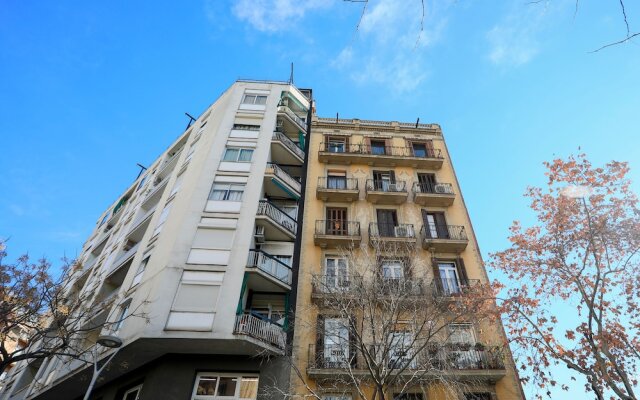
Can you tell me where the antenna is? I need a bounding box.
[185,112,196,129]
[288,62,294,85]
[135,163,147,180]
[336,112,339,123]
[415,118,420,128]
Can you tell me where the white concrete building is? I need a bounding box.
[1,80,311,400]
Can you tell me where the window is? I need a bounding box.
[242,94,267,105]
[152,202,173,237]
[113,300,131,332]
[448,323,475,344]
[416,173,436,193]
[131,256,149,287]
[223,147,254,162]
[169,173,185,197]
[136,174,148,191]
[376,209,398,237]
[422,211,448,239]
[324,318,350,367]
[208,183,245,201]
[327,137,346,153]
[372,171,395,191]
[381,259,404,280]
[438,262,461,295]
[327,171,347,189]
[411,142,427,157]
[233,124,260,131]
[388,330,414,368]
[122,385,142,400]
[326,208,348,235]
[98,213,110,227]
[192,373,258,400]
[370,140,386,155]
[325,256,348,289]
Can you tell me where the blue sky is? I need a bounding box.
[1,0,639,397]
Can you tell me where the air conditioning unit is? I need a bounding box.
[434,184,446,193]
[394,226,408,237]
[387,183,399,192]
[254,225,265,243]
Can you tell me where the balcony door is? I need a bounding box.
[326,208,348,235]
[373,171,395,191]
[327,171,347,190]
[438,262,461,295]
[325,256,348,289]
[422,210,448,239]
[376,209,398,237]
[411,140,433,158]
[370,140,387,155]
[448,324,477,368]
[327,137,347,153]
[388,331,415,369]
[417,173,436,193]
[324,318,350,367]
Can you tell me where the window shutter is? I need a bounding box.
[434,213,448,238]
[389,170,396,183]
[425,140,435,157]
[456,256,469,285]
[385,138,392,154]
[316,314,325,367]
[364,137,371,153]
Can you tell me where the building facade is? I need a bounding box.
[289,116,525,400]
[1,80,311,400]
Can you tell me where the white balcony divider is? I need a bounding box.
[234,313,286,350]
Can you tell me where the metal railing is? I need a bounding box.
[375,277,427,295]
[311,274,363,294]
[317,177,359,191]
[272,131,305,160]
[413,182,454,195]
[369,223,416,239]
[315,220,361,237]
[308,344,357,369]
[277,105,308,131]
[433,278,480,297]
[265,163,301,194]
[319,143,443,159]
[365,179,407,193]
[234,313,286,350]
[247,250,292,285]
[257,200,297,235]
[427,344,505,370]
[420,224,467,240]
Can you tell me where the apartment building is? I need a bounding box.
[0,80,311,400]
[290,116,525,400]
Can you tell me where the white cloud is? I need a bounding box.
[232,0,335,32]
[331,0,450,94]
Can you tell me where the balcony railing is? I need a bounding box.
[420,224,467,240]
[277,105,308,132]
[308,344,357,369]
[365,180,407,193]
[311,274,363,294]
[315,220,361,237]
[317,177,359,191]
[247,249,292,285]
[413,182,454,195]
[428,344,505,370]
[433,278,480,297]
[257,200,297,235]
[319,143,443,159]
[272,131,304,160]
[234,313,286,350]
[369,223,416,239]
[265,163,301,194]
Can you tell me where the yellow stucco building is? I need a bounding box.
[290,115,525,400]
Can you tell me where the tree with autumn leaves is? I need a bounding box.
[491,154,640,399]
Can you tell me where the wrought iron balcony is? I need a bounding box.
[412,182,455,207]
[421,224,468,252]
[318,143,444,168]
[234,313,286,352]
[433,278,480,297]
[369,223,417,248]
[316,177,359,202]
[308,344,358,370]
[427,344,505,371]
[246,249,292,286]
[311,274,363,296]
[314,220,361,248]
[365,180,408,204]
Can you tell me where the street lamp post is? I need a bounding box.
[83,335,123,400]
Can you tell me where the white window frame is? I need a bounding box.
[191,373,259,400]
[113,300,131,332]
[208,183,245,201]
[122,384,143,400]
[222,147,254,163]
[324,318,350,367]
[241,94,267,105]
[381,259,404,280]
[324,256,348,289]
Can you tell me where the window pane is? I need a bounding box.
[239,377,259,399]
[238,149,253,162]
[227,189,244,201]
[242,94,256,104]
[196,376,218,395]
[255,95,267,105]
[223,148,239,161]
[216,377,237,396]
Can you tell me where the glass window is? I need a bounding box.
[216,377,237,396]
[223,148,253,162]
[196,376,218,395]
[233,124,260,131]
[327,138,346,153]
[381,260,404,279]
[412,143,427,157]
[209,184,245,201]
[242,94,267,105]
[192,374,258,400]
[370,140,386,155]
[113,300,131,331]
[239,377,258,399]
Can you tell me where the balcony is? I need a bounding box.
[311,275,426,303]
[318,143,444,169]
[256,200,297,241]
[433,278,480,298]
[234,313,286,353]
[413,182,455,207]
[311,274,362,302]
[368,223,417,248]
[365,180,408,204]
[264,163,301,199]
[314,220,361,248]
[421,224,468,253]
[316,177,359,202]
[246,249,292,289]
[271,131,304,164]
[277,105,308,133]
[306,343,505,382]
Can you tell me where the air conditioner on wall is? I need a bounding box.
[254,225,265,243]
[394,226,409,237]
[434,184,446,193]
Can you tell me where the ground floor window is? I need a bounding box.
[192,373,258,400]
